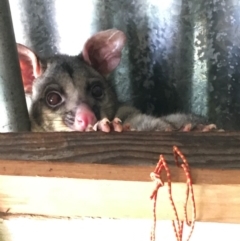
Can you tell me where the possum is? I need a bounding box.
[17,29,217,133]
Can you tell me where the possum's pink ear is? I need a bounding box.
[82,29,126,76]
[17,44,42,94]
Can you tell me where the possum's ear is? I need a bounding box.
[17,44,42,94]
[81,29,126,76]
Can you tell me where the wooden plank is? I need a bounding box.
[0,158,238,223]
[0,160,239,184]
[0,132,238,224]
[0,175,239,223]
[0,131,239,168]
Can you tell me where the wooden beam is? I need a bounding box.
[0,132,239,223]
[0,159,238,223]
[0,175,238,223]
[0,131,240,168]
[0,160,239,184]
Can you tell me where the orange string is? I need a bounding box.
[150,146,196,241]
[173,146,196,241]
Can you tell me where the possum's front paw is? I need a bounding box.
[200,124,217,132]
[181,123,218,132]
[92,117,123,132]
[112,118,123,132]
[92,118,111,132]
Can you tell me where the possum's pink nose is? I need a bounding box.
[74,104,97,131]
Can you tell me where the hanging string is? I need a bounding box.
[150,146,196,241]
[173,146,196,241]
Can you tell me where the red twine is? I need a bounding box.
[150,146,196,241]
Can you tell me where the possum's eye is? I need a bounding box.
[46,91,63,107]
[91,84,104,99]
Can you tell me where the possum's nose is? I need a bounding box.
[74,104,97,131]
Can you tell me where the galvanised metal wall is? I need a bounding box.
[9,0,240,130]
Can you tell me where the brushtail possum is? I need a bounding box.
[17,29,217,133]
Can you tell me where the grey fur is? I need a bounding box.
[123,111,208,131]
[24,53,212,132]
[18,29,215,132]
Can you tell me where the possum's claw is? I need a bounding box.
[201,124,217,132]
[181,123,217,132]
[193,123,217,132]
[93,118,111,132]
[93,118,124,132]
[112,118,123,132]
[181,123,193,132]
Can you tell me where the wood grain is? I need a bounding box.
[0,160,239,184]
[0,132,239,223]
[0,131,240,168]
[0,175,239,223]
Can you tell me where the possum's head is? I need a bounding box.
[17,29,126,132]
